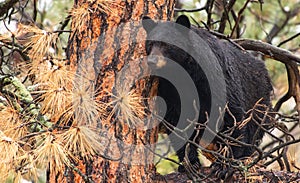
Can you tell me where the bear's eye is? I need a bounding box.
[145,42,154,55]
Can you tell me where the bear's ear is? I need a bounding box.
[176,15,191,29]
[142,16,157,34]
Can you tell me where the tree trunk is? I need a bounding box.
[49,0,174,182]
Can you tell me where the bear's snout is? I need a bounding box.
[147,55,167,69]
[147,47,167,69]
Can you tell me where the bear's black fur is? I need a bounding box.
[142,15,272,173]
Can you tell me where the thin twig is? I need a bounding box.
[230,0,250,38]
[174,7,206,13]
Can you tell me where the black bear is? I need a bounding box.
[142,15,273,177]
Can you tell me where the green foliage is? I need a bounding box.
[155,153,178,174]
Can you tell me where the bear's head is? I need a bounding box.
[142,15,192,69]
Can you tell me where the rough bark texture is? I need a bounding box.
[49,0,174,182]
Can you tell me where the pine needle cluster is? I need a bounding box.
[17,24,59,62]
[0,1,148,181]
[100,83,148,129]
[70,0,122,32]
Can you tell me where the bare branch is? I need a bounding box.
[266,3,300,43]
[234,38,300,64]
[274,63,300,115]
[174,7,206,13]
[277,32,300,47]
[0,0,19,18]
[206,0,215,29]
[218,0,236,33]
[230,0,250,38]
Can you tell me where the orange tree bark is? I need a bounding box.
[49,0,174,182]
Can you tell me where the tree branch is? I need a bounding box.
[0,0,19,18]
[266,3,300,43]
[230,0,250,38]
[274,63,300,115]
[218,0,236,33]
[174,7,206,12]
[277,32,300,47]
[234,38,300,64]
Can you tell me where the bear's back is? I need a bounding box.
[191,27,272,111]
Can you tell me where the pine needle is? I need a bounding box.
[71,78,100,126]
[17,153,38,182]
[0,99,29,140]
[36,80,73,122]
[16,24,58,62]
[71,0,123,31]
[13,171,22,183]
[0,168,11,182]
[60,126,105,160]
[99,83,148,129]
[0,132,19,163]
[70,5,91,31]
[32,58,74,85]
[89,0,122,14]
[32,59,75,123]
[0,131,25,181]
[33,132,71,174]
[0,102,21,131]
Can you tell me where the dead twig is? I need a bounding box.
[230,0,250,38]
[0,0,19,18]
[234,38,300,64]
[218,0,236,33]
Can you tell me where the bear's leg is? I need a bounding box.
[176,143,201,172]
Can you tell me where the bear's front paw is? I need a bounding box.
[210,161,235,181]
[178,160,202,173]
[178,164,186,173]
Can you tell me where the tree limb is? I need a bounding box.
[274,63,300,116]
[230,0,250,38]
[174,7,206,12]
[277,32,300,47]
[234,38,300,64]
[218,0,236,33]
[267,2,300,43]
[0,0,19,18]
